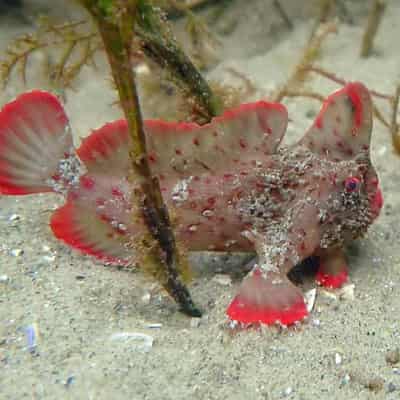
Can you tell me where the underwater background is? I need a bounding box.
[1,1,400,398]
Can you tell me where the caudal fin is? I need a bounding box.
[0,90,79,195]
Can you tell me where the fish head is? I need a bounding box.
[298,82,383,248]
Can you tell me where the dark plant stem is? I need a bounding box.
[79,0,201,317]
[135,2,221,122]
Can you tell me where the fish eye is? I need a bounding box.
[344,177,360,192]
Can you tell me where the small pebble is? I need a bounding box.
[338,284,355,301]
[141,292,151,304]
[24,323,39,354]
[282,387,293,397]
[387,382,397,393]
[190,318,201,328]
[10,249,23,257]
[147,323,162,329]
[304,288,316,312]
[385,348,400,365]
[109,332,153,352]
[65,375,75,388]
[212,274,232,286]
[365,377,384,393]
[340,373,351,386]
[335,353,342,365]
[8,213,20,222]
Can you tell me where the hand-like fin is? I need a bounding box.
[50,194,132,266]
[227,267,308,326]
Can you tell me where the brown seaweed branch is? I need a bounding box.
[390,84,400,153]
[272,20,337,102]
[0,18,99,89]
[360,0,386,58]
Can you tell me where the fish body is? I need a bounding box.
[0,83,383,326]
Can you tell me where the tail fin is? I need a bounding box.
[0,90,80,195]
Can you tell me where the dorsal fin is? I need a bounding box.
[298,82,372,161]
[77,120,130,174]
[146,101,287,178]
[76,101,287,178]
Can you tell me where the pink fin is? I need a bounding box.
[50,198,132,265]
[0,90,74,194]
[77,120,130,174]
[227,268,308,326]
[299,82,372,160]
[145,101,288,178]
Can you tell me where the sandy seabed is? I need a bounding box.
[1,1,400,399]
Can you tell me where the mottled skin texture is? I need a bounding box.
[0,83,383,326]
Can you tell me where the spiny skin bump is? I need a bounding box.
[0,83,383,327]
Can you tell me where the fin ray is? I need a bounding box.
[0,90,75,194]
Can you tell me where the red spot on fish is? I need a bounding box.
[239,138,247,149]
[223,174,233,180]
[111,187,123,197]
[336,140,344,148]
[81,176,95,190]
[148,153,157,163]
[346,84,363,129]
[175,148,182,155]
[193,138,200,146]
[207,197,216,206]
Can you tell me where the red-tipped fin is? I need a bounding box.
[316,266,348,289]
[299,82,372,161]
[0,90,78,195]
[50,196,132,266]
[227,268,308,326]
[77,119,130,174]
[145,101,288,178]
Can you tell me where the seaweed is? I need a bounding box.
[76,0,202,317]
[360,0,386,58]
